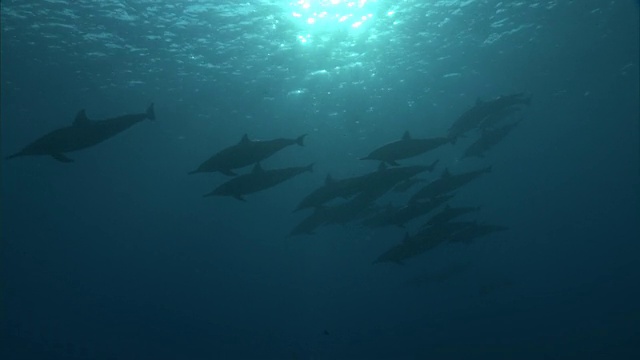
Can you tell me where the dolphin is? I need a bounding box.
[288,207,329,236]
[288,199,379,236]
[363,163,431,198]
[388,194,454,228]
[293,173,369,212]
[463,121,520,158]
[294,161,432,212]
[189,134,307,176]
[317,191,382,226]
[477,106,521,130]
[362,194,453,228]
[447,93,530,143]
[374,220,493,264]
[373,224,455,264]
[392,177,428,193]
[410,166,492,203]
[6,104,155,163]
[424,204,481,227]
[360,131,448,166]
[204,162,313,201]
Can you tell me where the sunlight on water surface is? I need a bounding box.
[287,0,393,44]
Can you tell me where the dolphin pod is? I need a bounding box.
[6,92,530,264]
[288,92,528,263]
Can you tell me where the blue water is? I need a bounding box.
[1,1,639,359]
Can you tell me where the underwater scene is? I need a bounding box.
[1,0,639,359]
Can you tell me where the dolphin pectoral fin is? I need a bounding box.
[220,169,237,176]
[233,194,246,201]
[388,160,400,166]
[51,153,74,163]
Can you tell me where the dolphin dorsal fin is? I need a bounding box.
[73,110,90,126]
[239,134,250,144]
[402,131,411,141]
[442,168,451,178]
[251,162,264,174]
[325,174,334,185]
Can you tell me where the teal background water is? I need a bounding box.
[1,1,639,359]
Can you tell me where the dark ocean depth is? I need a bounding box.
[1,1,639,359]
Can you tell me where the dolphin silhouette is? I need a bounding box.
[6,103,155,163]
[204,162,314,201]
[189,133,307,176]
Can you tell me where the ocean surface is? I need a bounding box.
[1,1,639,359]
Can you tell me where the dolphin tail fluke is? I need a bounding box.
[296,134,307,146]
[146,103,156,120]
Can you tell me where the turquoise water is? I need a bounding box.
[2,1,639,359]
